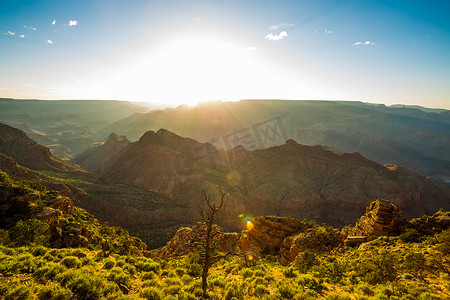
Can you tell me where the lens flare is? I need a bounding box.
[246,217,254,230]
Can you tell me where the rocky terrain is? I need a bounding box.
[0,123,81,171]
[1,122,450,248]
[97,100,450,182]
[158,198,450,265]
[98,129,450,232]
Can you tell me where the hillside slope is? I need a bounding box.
[0,123,82,171]
[101,129,450,230]
[98,100,450,182]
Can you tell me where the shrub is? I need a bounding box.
[355,251,397,284]
[175,267,186,276]
[295,250,318,273]
[61,256,82,268]
[186,263,202,277]
[38,285,73,300]
[277,280,297,298]
[404,252,426,277]
[66,276,104,300]
[104,258,115,269]
[142,279,160,288]
[140,287,163,300]
[224,283,243,300]
[400,229,423,243]
[210,276,225,287]
[142,271,157,280]
[240,268,254,279]
[357,283,374,296]
[4,283,35,300]
[254,284,267,296]
[283,267,296,278]
[32,246,47,256]
[181,274,193,284]
[108,268,132,290]
[9,219,49,246]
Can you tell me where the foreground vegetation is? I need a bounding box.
[1,167,450,299]
[0,228,449,299]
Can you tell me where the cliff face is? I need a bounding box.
[76,132,130,172]
[100,129,450,230]
[0,123,80,171]
[351,199,408,236]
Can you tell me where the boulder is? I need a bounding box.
[352,199,408,237]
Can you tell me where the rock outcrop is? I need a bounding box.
[157,222,239,259]
[0,122,80,171]
[237,216,343,265]
[409,209,450,235]
[238,216,306,256]
[76,132,131,172]
[352,199,408,236]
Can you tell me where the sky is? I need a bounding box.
[1,0,449,108]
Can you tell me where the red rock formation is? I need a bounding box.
[352,199,408,236]
[0,123,80,171]
[158,222,239,259]
[76,132,130,172]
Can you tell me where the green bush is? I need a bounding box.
[61,256,82,268]
[139,287,162,300]
[224,283,243,300]
[38,285,73,300]
[283,267,296,278]
[240,268,254,279]
[186,263,202,277]
[142,271,157,280]
[108,267,132,290]
[9,219,49,246]
[66,276,105,299]
[103,258,115,269]
[4,283,35,300]
[400,229,423,243]
[277,280,297,298]
[295,250,318,273]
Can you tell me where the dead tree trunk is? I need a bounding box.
[197,188,225,299]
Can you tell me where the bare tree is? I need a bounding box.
[195,188,234,299]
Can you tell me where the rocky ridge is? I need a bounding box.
[158,199,450,265]
[0,122,81,171]
[98,129,450,230]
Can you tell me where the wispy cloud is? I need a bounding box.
[24,25,36,31]
[52,19,56,25]
[353,41,375,46]
[47,39,54,44]
[269,23,294,30]
[68,20,78,26]
[324,30,334,34]
[4,30,15,36]
[19,35,25,38]
[265,31,288,41]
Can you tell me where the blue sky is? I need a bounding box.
[1,0,449,108]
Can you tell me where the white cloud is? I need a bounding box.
[353,41,375,46]
[4,30,15,36]
[325,30,333,34]
[47,39,53,44]
[269,23,294,30]
[68,20,78,26]
[52,19,56,25]
[24,25,36,30]
[19,34,25,38]
[265,31,288,41]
